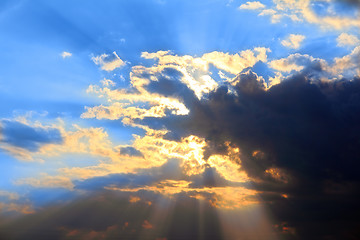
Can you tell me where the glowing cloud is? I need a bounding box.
[281,34,306,49]
[337,33,360,47]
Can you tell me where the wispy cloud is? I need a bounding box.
[92,51,125,72]
[60,51,72,58]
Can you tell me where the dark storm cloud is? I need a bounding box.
[0,120,63,152]
[136,66,360,239]
[0,191,225,240]
[336,0,360,6]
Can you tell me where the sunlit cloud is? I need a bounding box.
[92,51,125,72]
[15,173,75,189]
[238,1,266,10]
[0,191,19,201]
[244,0,360,30]
[281,34,306,49]
[106,183,258,210]
[0,202,34,214]
[337,33,360,47]
[1,1,360,239]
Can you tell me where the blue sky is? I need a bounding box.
[0,0,360,239]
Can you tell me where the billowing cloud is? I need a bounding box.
[331,46,360,77]
[147,69,360,238]
[2,1,360,239]
[269,47,360,79]
[201,47,269,75]
[78,46,360,237]
[269,53,325,73]
[281,34,306,49]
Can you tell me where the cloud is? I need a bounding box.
[92,51,125,71]
[15,174,75,190]
[83,47,360,237]
[129,196,141,203]
[82,48,269,126]
[60,51,72,58]
[0,202,34,214]
[243,0,360,30]
[202,47,270,75]
[1,191,257,240]
[0,120,63,152]
[238,1,265,10]
[120,146,144,157]
[142,220,153,229]
[73,156,253,210]
[0,191,19,201]
[0,191,34,215]
[269,47,360,78]
[281,34,306,49]
[150,69,360,238]
[269,53,325,73]
[258,8,283,23]
[6,47,359,239]
[331,46,360,77]
[100,78,116,87]
[337,33,360,47]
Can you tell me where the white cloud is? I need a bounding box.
[337,33,360,47]
[61,51,72,59]
[281,34,306,49]
[241,0,360,30]
[332,46,360,77]
[268,46,360,80]
[269,53,326,73]
[258,9,282,23]
[239,1,265,10]
[100,78,116,87]
[202,47,270,75]
[92,51,125,72]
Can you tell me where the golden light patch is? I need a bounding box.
[142,220,153,229]
[0,202,34,214]
[106,183,259,210]
[252,150,265,158]
[129,196,141,203]
[265,168,290,184]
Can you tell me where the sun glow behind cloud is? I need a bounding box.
[1,0,360,239]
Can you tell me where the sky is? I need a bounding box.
[0,0,360,239]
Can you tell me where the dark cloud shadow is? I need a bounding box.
[0,120,63,152]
